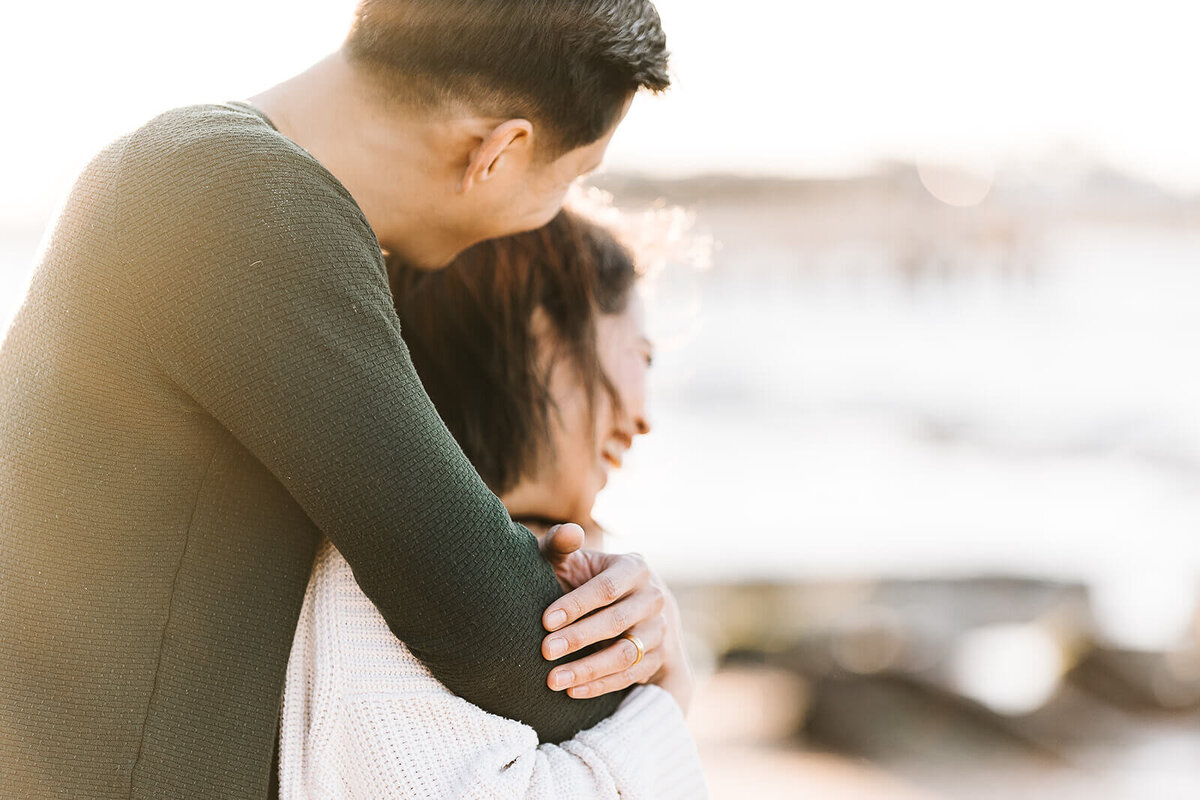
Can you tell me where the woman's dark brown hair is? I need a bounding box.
[390,211,638,495]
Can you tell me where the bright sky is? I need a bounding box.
[2,0,1198,226]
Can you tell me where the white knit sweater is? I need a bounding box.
[280,540,708,799]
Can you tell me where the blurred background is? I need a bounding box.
[3,1,1199,797]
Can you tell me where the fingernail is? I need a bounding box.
[551,669,574,689]
[571,685,591,698]
[546,637,568,659]
[545,610,567,631]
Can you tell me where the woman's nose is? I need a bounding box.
[633,412,651,436]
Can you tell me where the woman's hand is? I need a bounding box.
[538,524,695,712]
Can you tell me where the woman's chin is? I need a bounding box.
[593,464,611,493]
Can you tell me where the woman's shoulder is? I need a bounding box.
[301,540,442,695]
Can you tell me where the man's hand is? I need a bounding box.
[538,524,694,712]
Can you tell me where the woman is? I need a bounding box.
[279,212,706,798]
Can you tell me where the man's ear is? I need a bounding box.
[459,119,534,194]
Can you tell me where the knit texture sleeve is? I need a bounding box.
[280,543,709,799]
[115,106,621,742]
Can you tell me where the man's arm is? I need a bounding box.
[279,544,707,799]
[120,121,622,742]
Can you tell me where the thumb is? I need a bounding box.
[539,522,586,566]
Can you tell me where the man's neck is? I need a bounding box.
[248,52,465,266]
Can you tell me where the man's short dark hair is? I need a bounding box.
[345,0,670,153]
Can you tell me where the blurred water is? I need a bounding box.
[597,222,1200,603]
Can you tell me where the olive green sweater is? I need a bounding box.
[0,103,620,799]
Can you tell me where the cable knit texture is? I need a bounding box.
[0,102,621,799]
[281,541,708,799]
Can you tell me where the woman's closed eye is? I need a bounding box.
[639,337,655,368]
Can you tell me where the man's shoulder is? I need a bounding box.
[127,103,300,169]
[107,104,381,294]
[117,103,359,220]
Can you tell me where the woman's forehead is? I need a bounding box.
[600,292,649,342]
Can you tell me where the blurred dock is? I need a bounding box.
[676,578,1200,799]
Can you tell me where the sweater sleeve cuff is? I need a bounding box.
[574,685,709,799]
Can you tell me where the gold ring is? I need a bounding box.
[621,632,645,666]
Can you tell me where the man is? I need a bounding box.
[0,1,671,796]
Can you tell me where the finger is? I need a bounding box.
[547,618,666,691]
[538,523,585,567]
[566,650,665,699]
[542,586,664,660]
[542,553,649,633]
